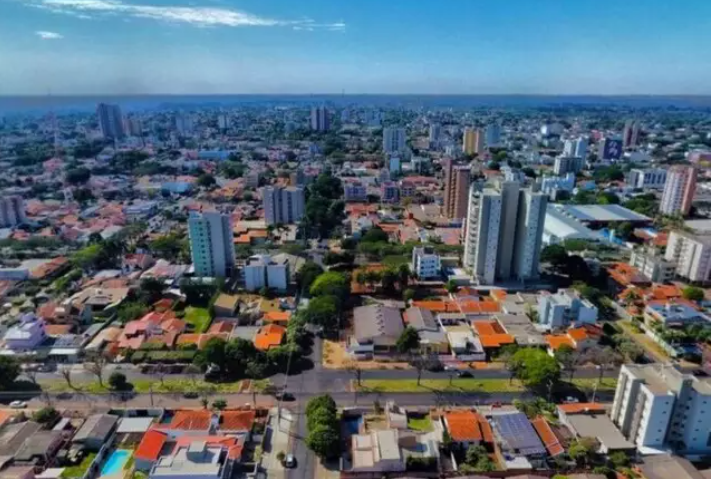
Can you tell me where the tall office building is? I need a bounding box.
[660,166,696,216]
[429,123,442,143]
[563,137,587,158]
[0,196,26,227]
[485,124,501,148]
[463,181,547,284]
[611,364,710,453]
[263,186,305,225]
[382,127,407,153]
[96,103,125,140]
[175,114,194,137]
[623,120,641,149]
[442,158,471,220]
[188,211,236,278]
[462,127,484,155]
[310,106,330,132]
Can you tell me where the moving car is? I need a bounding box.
[457,371,473,378]
[275,392,295,402]
[284,453,297,468]
[9,401,27,409]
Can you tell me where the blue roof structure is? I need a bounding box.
[490,412,546,456]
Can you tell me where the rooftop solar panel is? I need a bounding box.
[490,412,546,456]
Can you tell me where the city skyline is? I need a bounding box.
[0,0,710,95]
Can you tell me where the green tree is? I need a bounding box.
[568,437,597,466]
[554,344,578,381]
[196,173,216,188]
[609,451,630,469]
[212,398,228,410]
[117,301,149,324]
[396,327,420,354]
[682,286,705,302]
[445,279,458,295]
[540,244,568,265]
[306,394,337,417]
[306,424,341,459]
[302,295,339,331]
[403,288,416,303]
[108,372,130,391]
[616,221,634,240]
[202,337,227,366]
[66,167,91,185]
[361,226,389,243]
[33,407,60,427]
[508,348,560,390]
[309,272,349,304]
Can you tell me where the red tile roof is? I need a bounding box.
[170,410,212,430]
[219,410,256,431]
[557,402,606,414]
[135,429,168,461]
[531,416,565,456]
[444,410,481,442]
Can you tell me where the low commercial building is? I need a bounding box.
[557,403,635,454]
[350,305,404,357]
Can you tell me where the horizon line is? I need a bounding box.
[0,93,710,98]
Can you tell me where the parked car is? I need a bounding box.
[284,454,297,468]
[9,401,27,409]
[275,392,295,402]
[183,392,199,399]
[457,371,473,378]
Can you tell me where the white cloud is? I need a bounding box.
[35,30,64,39]
[24,0,345,30]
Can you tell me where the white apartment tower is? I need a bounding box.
[660,165,696,216]
[0,196,26,227]
[412,247,441,279]
[611,364,710,454]
[464,181,547,285]
[187,211,236,278]
[383,127,407,153]
[664,230,711,283]
[263,186,305,225]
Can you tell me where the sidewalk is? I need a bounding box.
[261,407,295,479]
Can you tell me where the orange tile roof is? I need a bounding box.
[531,416,565,456]
[472,321,506,336]
[170,410,212,430]
[209,321,235,334]
[490,290,507,301]
[545,335,575,350]
[479,334,516,348]
[567,327,591,342]
[197,333,230,349]
[647,284,683,300]
[444,410,481,442]
[134,428,168,461]
[254,324,286,350]
[557,402,606,414]
[607,263,651,287]
[458,299,501,315]
[475,412,494,444]
[412,301,460,313]
[263,311,292,322]
[45,324,73,336]
[219,410,256,431]
[175,334,200,346]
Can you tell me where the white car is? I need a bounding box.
[9,401,27,409]
[284,454,297,468]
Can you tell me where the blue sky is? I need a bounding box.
[0,0,709,95]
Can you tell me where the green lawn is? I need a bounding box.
[382,255,411,267]
[40,378,242,394]
[358,378,526,393]
[407,415,433,432]
[358,377,617,394]
[184,307,212,333]
[61,453,96,479]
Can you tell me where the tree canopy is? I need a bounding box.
[507,348,560,390]
[396,326,420,354]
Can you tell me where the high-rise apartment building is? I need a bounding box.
[382,127,407,153]
[0,196,26,227]
[664,230,711,283]
[660,165,696,216]
[412,247,441,279]
[611,364,710,453]
[263,186,305,225]
[462,127,484,155]
[175,114,194,137]
[626,168,667,189]
[463,181,547,285]
[553,156,585,176]
[563,137,588,158]
[188,211,236,278]
[485,124,501,148]
[96,103,125,140]
[310,106,330,132]
[623,120,641,149]
[428,123,442,143]
[442,159,471,220]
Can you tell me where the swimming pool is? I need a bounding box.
[342,415,363,435]
[101,450,131,476]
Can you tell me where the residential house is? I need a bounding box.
[2,314,47,352]
[644,301,710,328]
[446,329,485,361]
[14,430,63,466]
[118,311,185,350]
[403,307,448,354]
[442,410,493,450]
[489,412,547,459]
[72,414,119,452]
[350,430,405,473]
[530,417,564,457]
[212,294,240,318]
[148,437,243,479]
[557,403,635,454]
[253,324,286,351]
[350,305,404,358]
[472,321,515,356]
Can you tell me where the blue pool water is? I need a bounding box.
[343,416,363,435]
[101,450,131,476]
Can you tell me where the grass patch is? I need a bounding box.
[358,379,525,393]
[184,307,212,333]
[569,377,618,391]
[40,378,242,394]
[61,453,97,479]
[382,255,410,267]
[407,415,433,432]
